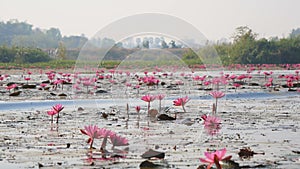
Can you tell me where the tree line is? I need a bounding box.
[0,46,50,63]
[0,19,300,65]
[0,19,88,49]
[214,26,300,65]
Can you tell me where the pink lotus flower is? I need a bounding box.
[264,82,272,87]
[24,77,31,84]
[233,83,241,92]
[98,128,114,138]
[80,126,128,151]
[82,80,93,93]
[203,81,211,86]
[209,91,225,115]
[263,71,272,76]
[210,91,225,99]
[73,84,81,90]
[83,80,93,86]
[125,82,132,87]
[53,79,64,90]
[173,96,189,106]
[53,104,64,113]
[141,94,156,102]
[229,74,237,80]
[47,110,57,123]
[141,94,156,112]
[135,106,141,113]
[193,75,206,82]
[287,81,293,88]
[109,133,129,149]
[237,74,247,80]
[201,114,221,126]
[156,94,165,100]
[80,125,103,149]
[40,83,47,88]
[97,128,115,150]
[211,77,223,85]
[47,110,57,116]
[109,69,115,75]
[263,71,273,81]
[200,148,232,169]
[98,75,104,79]
[109,79,116,84]
[268,78,273,83]
[156,94,165,112]
[47,73,55,81]
[6,84,17,91]
[201,114,222,136]
[136,106,141,123]
[232,83,241,88]
[173,96,190,113]
[52,104,64,124]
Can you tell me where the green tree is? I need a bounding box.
[230,26,258,64]
[214,43,231,65]
[182,48,198,60]
[10,46,50,63]
[0,45,16,62]
[22,47,51,63]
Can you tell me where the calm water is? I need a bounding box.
[1,91,298,111]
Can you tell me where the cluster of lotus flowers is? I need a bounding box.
[2,65,299,101]
[45,105,128,160]
[44,89,231,168]
[45,91,227,168]
[40,71,239,169]
[141,94,190,113]
[141,90,224,116]
[139,91,229,168]
[200,91,230,169]
[80,125,129,152]
[46,104,64,124]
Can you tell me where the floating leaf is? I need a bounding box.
[141,149,165,159]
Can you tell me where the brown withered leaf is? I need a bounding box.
[238,147,265,159]
[238,147,254,158]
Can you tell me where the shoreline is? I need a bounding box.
[0,68,299,168]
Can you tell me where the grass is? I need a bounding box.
[0,59,204,70]
[2,59,290,71]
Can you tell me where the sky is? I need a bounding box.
[0,0,299,41]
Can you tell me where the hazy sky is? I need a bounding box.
[0,0,299,41]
